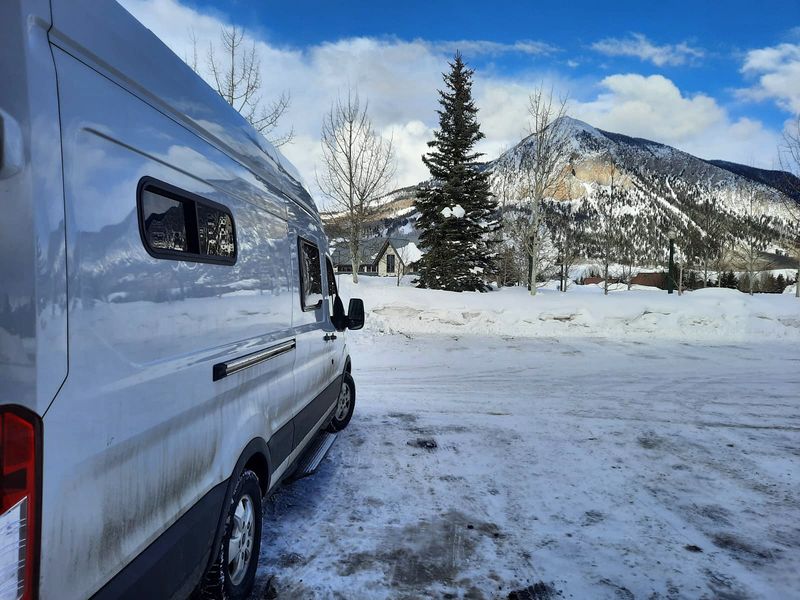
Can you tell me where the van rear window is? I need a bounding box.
[138,178,236,264]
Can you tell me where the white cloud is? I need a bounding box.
[424,39,556,57]
[119,0,780,206]
[591,33,704,66]
[738,43,800,114]
[572,74,780,167]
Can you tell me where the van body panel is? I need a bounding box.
[48,0,317,217]
[0,1,354,598]
[41,46,298,599]
[0,0,68,417]
[90,480,228,600]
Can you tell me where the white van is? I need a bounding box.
[0,1,364,598]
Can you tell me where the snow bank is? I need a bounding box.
[340,276,800,342]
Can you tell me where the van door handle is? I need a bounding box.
[323,333,337,342]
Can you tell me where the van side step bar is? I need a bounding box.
[213,339,295,381]
[293,432,337,479]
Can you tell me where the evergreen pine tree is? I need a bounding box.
[416,52,499,292]
[722,270,738,289]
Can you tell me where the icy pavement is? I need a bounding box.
[252,332,800,599]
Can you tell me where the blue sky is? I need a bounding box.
[122,0,800,202]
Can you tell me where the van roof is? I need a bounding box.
[48,0,318,217]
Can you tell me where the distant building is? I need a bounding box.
[630,271,667,288]
[331,238,423,277]
[579,272,667,288]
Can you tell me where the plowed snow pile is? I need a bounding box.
[340,277,800,342]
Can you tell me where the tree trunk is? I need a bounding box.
[603,262,609,296]
[678,264,684,295]
[528,231,538,296]
[351,253,360,284]
[796,265,799,298]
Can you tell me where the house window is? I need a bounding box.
[138,177,236,264]
[386,254,395,274]
[299,238,323,311]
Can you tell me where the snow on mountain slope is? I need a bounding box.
[490,117,794,219]
[328,117,799,253]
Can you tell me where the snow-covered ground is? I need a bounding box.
[252,278,800,599]
[347,276,800,343]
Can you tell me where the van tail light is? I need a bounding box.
[0,406,41,600]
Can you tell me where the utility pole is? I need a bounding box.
[667,229,677,294]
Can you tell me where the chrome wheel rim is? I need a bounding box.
[227,494,255,585]
[335,382,351,421]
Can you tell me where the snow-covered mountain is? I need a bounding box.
[325,117,799,257]
[491,117,797,214]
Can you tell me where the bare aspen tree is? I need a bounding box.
[695,197,726,286]
[492,161,516,287]
[394,242,417,287]
[731,180,773,295]
[596,153,620,296]
[520,87,571,296]
[317,90,395,283]
[779,115,800,297]
[712,228,733,288]
[186,29,199,72]
[189,26,293,147]
[546,195,589,293]
[617,212,638,290]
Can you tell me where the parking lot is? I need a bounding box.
[252,333,800,599]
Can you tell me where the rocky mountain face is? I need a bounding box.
[325,117,799,268]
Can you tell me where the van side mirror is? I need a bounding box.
[347,298,365,331]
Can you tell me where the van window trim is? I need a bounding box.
[136,176,238,265]
[298,237,324,312]
[325,255,338,298]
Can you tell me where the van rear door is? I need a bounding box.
[0,0,69,418]
[0,4,68,597]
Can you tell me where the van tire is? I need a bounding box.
[200,470,262,600]
[327,372,355,432]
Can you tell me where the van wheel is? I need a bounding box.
[201,470,262,600]
[327,372,355,432]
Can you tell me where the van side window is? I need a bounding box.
[197,203,236,259]
[141,190,189,252]
[138,178,236,264]
[299,239,323,311]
